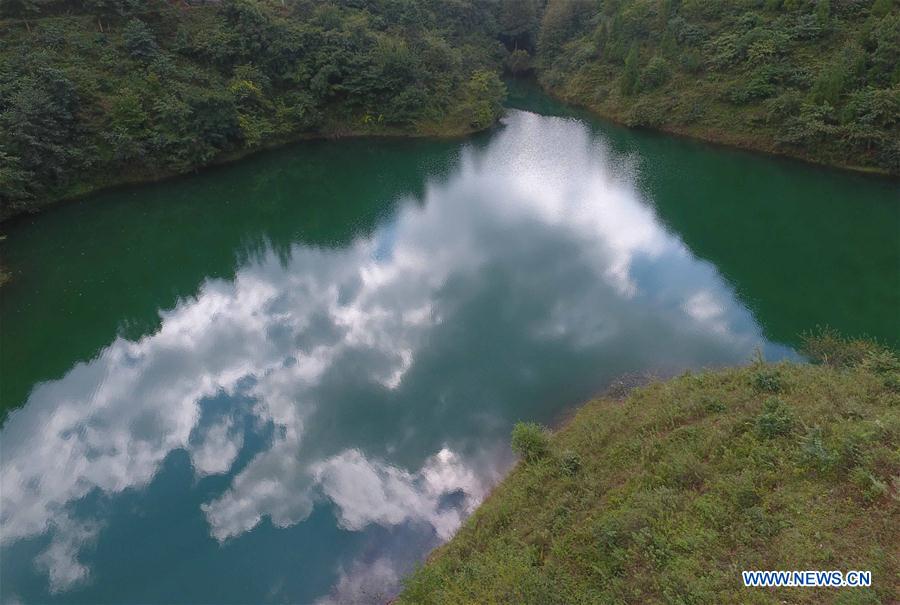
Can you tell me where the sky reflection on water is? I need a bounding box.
[0,110,793,604]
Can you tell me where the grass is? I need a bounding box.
[399,336,900,604]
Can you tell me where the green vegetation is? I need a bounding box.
[2,0,897,220]
[0,0,506,219]
[400,334,900,604]
[523,0,900,174]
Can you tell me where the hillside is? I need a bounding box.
[399,335,900,604]
[2,1,898,222]
[521,0,900,174]
[0,0,506,219]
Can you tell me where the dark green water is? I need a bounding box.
[1,84,897,604]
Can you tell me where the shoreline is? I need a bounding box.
[0,121,494,227]
[4,82,896,229]
[535,79,896,180]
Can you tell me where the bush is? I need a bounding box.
[560,450,581,476]
[810,59,851,105]
[620,44,640,95]
[511,422,551,462]
[704,398,726,413]
[871,0,893,18]
[625,100,665,127]
[756,397,794,438]
[792,13,823,39]
[728,66,777,104]
[799,426,838,472]
[851,467,888,502]
[861,347,900,375]
[460,69,507,130]
[801,328,879,367]
[680,49,702,73]
[123,19,159,62]
[639,56,670,90]
[506,49,533,75]
[751,368,783,393]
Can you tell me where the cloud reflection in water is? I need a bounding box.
[0,110,790,602]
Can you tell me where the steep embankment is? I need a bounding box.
[399,335,900,604]
[0,0,505,220]
[503,0,900,175]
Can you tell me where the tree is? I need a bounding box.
[1,0,40,19]
[815,0,831,27]
[123,19,159,62]
[639,55,669,90]
[498,0,538,50]
[0,60,85,196]
[0,150,34,216]
[871,0,892,18]
[538,0,595,57]
[621,43,640,94]
[461,70,506,130]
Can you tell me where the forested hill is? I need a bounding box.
[1,0,898,221]
[0,0,506,220]
[517,0,900,175]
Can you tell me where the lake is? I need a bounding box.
[1,83,897,604]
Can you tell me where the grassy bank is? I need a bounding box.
[399,335,900,604]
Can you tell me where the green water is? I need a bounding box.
[0,83,897,604]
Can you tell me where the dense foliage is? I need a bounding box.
[1,0,897,221]
[400,336,900,604]
[518,0,900,173]
[0,0,506,219]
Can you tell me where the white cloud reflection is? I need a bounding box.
[314,448,485,540]
[0,110,789,597]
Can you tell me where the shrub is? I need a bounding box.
[756,397,794,438]
[123,18,159,62]
[621,44,640,95]
[680,50,702,73]
[801,328,879,367]
[883,374,900,393]
[861,347,900,375]
[871,13,900,84]
[751,368,783,393]
[810,59,851,105]
[506,49,533,75]
[560,450,581,476]
[705,32,745,69]
[871,0,893,18]
[625,100,665,127]
[728,66,777,104]
[815,0,831,27]
[669,16,708,46]
[639,56,670,90]
[792,13,823,39]
[461,69,507,130]
[511,422,551,462]
[799,426,838,472]
[704,398,726,413]
[851,467,888,502]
